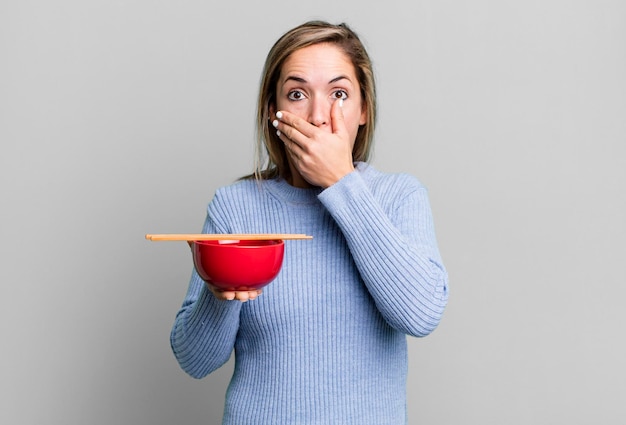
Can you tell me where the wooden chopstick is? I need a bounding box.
[145,233,313,241]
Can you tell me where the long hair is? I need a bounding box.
[249,21,377,181]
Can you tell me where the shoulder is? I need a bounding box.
[208,178,265,212]
[214,178,259,198]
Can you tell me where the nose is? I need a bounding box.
[308,96,331,129]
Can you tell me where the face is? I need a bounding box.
[272,43,367,145]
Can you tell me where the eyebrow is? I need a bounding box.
[283,75,352,85]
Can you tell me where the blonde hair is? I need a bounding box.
[250,21,377,180]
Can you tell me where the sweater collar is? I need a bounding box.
[262,162,370,205]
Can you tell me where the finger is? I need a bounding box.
[247,290,261,301]
[330,98,347,135]
[235,291,250,302]
[275,110,315,139]
[222,292,236,301]
[211,287,236,301]
[273,115,300,146]
[275,124,304,160]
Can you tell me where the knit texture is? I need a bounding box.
[171,163,449,424]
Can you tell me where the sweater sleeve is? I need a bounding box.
[170,195,242,378]
[318,169,449,337]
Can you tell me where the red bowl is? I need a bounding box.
[191,239,284,291]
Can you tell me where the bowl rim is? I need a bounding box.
[192,239,284,247]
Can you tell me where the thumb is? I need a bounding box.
[331,98,347,135]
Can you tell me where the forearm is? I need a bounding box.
[170,272,242,378]
[319,170,449,336]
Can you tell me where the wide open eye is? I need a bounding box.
[287,90,306,101]
[332,90,348,100]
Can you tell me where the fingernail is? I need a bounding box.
[276,130,281,137]
[276,111,283,119]
[339,99,344,108]
[272,119,279,128]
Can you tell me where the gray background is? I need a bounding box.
[1,1,624,424]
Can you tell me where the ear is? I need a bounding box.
[359,101,368,126]
[269,103,276,120]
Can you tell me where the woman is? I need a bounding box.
[171,21,449,424]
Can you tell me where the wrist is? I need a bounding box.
[323,164,355,188]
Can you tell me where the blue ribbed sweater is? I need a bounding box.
[171,163,449,424]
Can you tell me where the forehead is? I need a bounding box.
[279,43,357,80]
